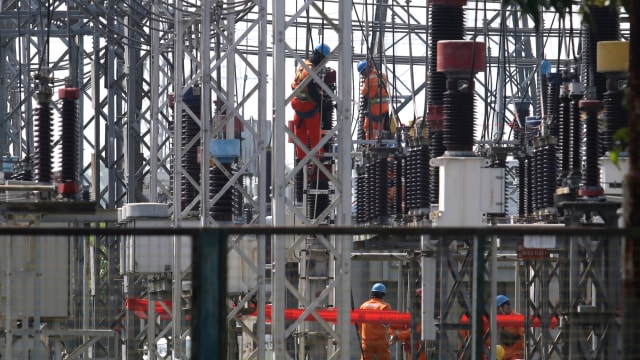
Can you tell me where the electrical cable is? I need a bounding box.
[404,0,417,124]
[391,13,398,123]
[353,0,402,142]
[481,40,492,142]
[504,5,519,143]
[36,0,54,77]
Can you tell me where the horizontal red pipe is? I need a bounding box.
[126,298,557,328]
[263,305,557,328]
[460,314,558,329]
[126,298,172,314]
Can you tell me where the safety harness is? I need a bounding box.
[292,60,321,125]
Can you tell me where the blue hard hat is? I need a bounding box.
[315,43,331,57]
[540,59,552,76]
[357,60,368,74]
[371,283,386,294]
[496,294,510,308]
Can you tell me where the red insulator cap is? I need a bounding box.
[578,99,604,111]
[578,187,604,197]
[437,40,486,75]
[57,180,80,195]
[431,0,467,6]
[58,87,80,100]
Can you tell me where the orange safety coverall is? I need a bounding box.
[498,311,524,360]
[396,323,426,360]
[359,298,394,360]
[291,60,322,159]
[361,69,390,140]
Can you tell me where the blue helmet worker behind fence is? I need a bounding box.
[496,294,510,308]
[371,283,387,294]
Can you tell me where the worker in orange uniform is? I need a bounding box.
[291,43,331,159]
[390,288,426,360]
[496,295,524,360]
[358,59,390,140]
[358,283,395,360]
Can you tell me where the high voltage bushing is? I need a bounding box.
[417,145,430,212]
[532,147,541,211]
[233,167,244,222]
[514,102,530,218]
[518,157,526,217]
[391,155,404,221]
[58,85,81,197]
[427,0,465,209]
[559,79,572,174]
[536,60,550,120]
[569,80,584,173]
[437,40,486,153]
[373,157,388,221]
[407,145,430,218]
[405,148,416,212]
[541,145,556,209]
[545,72,562,138]
[579,99,605,198]
[597,40,629,154]
[356,167,367,223]
[210,163,234,221]
[602,86,626,153]
[34,90,53,184]
[181,86,201,211]
[526,154,533,215]
[428,129,444,206]
[513,101,531,145]
[582,5,620,100]
[428,0,466,109]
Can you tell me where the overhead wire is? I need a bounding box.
[468,0,483,147]
[503,6,517,142]
[378,1,402,138]
[421,1,428,123]
[404,0,417,124]
[505,7,523,144]
[391,13,397,122]
[480,0,491,142]
[352,1,371,141]
[306,2,312,55]
[375,1,384,141]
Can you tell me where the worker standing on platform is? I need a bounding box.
[496,295,524,360]
[359,283,395,360]
[358,59,390,140]
[291,43,331,159]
